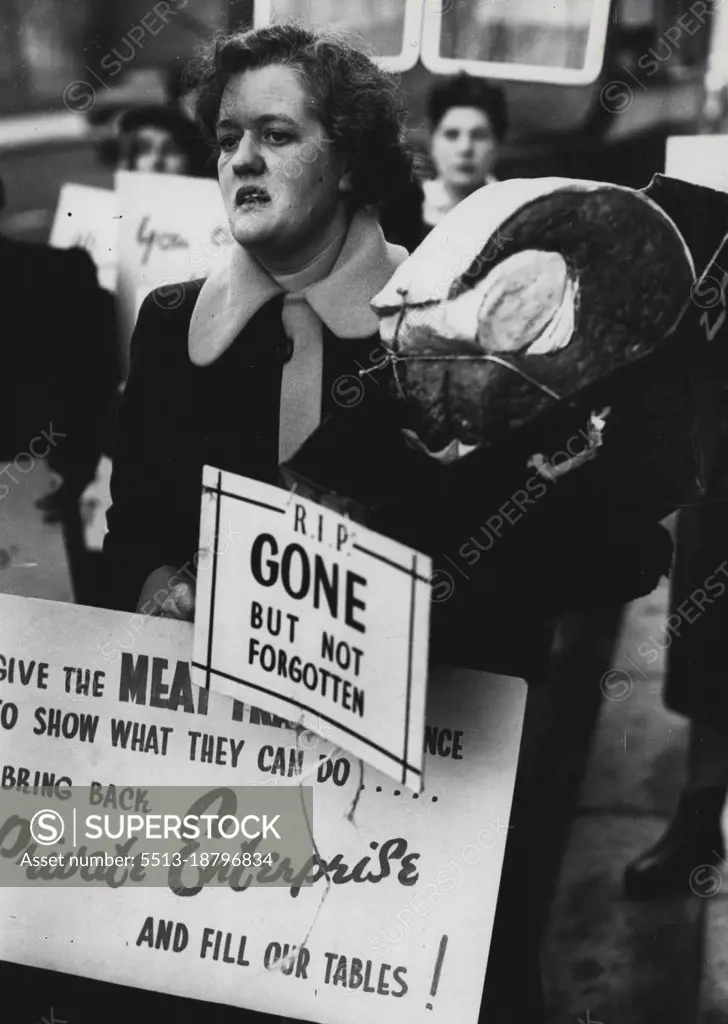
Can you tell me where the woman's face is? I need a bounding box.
[431,106,497,193]
[131,126,188,174]
[216,64,349,265]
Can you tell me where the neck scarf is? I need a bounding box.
[189,209,408,462]
[270,226,349,461]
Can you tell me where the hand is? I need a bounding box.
[137,565,196,622]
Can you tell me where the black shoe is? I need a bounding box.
[624,787,726,901]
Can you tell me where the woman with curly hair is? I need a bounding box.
[103,24,547,1023]
[104,23,414,615]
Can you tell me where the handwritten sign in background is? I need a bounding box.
[666,136,728,194]
[48,183,119,293]
[0,594,525,1023]
[115,171,233,370]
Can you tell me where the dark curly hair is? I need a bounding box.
[187,23,415,214]
[427,72,508,141]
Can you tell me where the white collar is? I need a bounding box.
[423,175,499,228]
[189,209,408,366]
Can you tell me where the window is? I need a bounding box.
[613,0,714,74]
[254,0,425,70]
[0,0,90,113]
[0,0,234,116]
[421,0,612,85]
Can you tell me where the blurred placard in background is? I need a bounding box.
[49,183,118,291]
[115,170,232,369]
[666,136,728,193]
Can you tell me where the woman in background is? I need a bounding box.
[422,71,507,233]
[379,72,508,251]
[116,104,211,177]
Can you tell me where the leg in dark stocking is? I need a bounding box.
[624,718,728,901]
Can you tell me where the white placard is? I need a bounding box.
[666,136,728,193]
[0,593,526,1024]
[193,467,432,791]
[115,171,233,367]
[48,183,119,292]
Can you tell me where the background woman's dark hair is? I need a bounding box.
[427,72,508,141]
[117,104,212,177]
[187,23,415,213]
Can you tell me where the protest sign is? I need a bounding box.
[193,467,432,790]
[115,171,233,369]
[666,136,728,193]
[0,592,526,1024]
[48,184,119,292]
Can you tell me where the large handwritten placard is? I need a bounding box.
[0,593,526,1024]
[193,468,432,790]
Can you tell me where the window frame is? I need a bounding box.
[253,0,425,71]
[420,0,614,86]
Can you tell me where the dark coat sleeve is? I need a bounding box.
[284,379,674,682]
[45,248,121,483]
[0,242,120,482]
[103,291,199,611]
